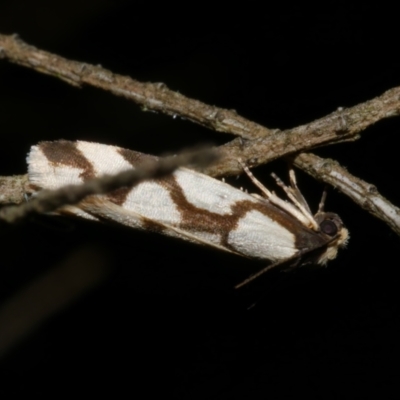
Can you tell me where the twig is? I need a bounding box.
[201,90,400,177]
[0,33,270,140]
[294,153,400,236]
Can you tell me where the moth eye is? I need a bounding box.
[320,219,338,236]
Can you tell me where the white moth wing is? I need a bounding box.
[27,141,306,261]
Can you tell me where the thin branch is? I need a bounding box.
[294,153,400,236]
[201,91,400,177]
[0,33,270,140]
[0,147,218,224]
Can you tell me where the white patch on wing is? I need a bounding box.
[228,210,296,261]
[76,142,133,175]
[27,146,84,189]
[123,181,181,225]
[174,169,256,215]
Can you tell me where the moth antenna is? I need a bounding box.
[234,250,306,289]
[235,263,281,289]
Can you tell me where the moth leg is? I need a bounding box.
[238,158,273,198]
[317,186,328,214]
[287,167,328,218]
[271,171,319,231]
[288,168,312,215]
[238,159,315,229]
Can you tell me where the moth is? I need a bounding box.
[26,141,348,285]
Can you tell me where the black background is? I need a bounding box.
[1,2,400,397]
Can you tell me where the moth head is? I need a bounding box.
[314,212,349,265]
